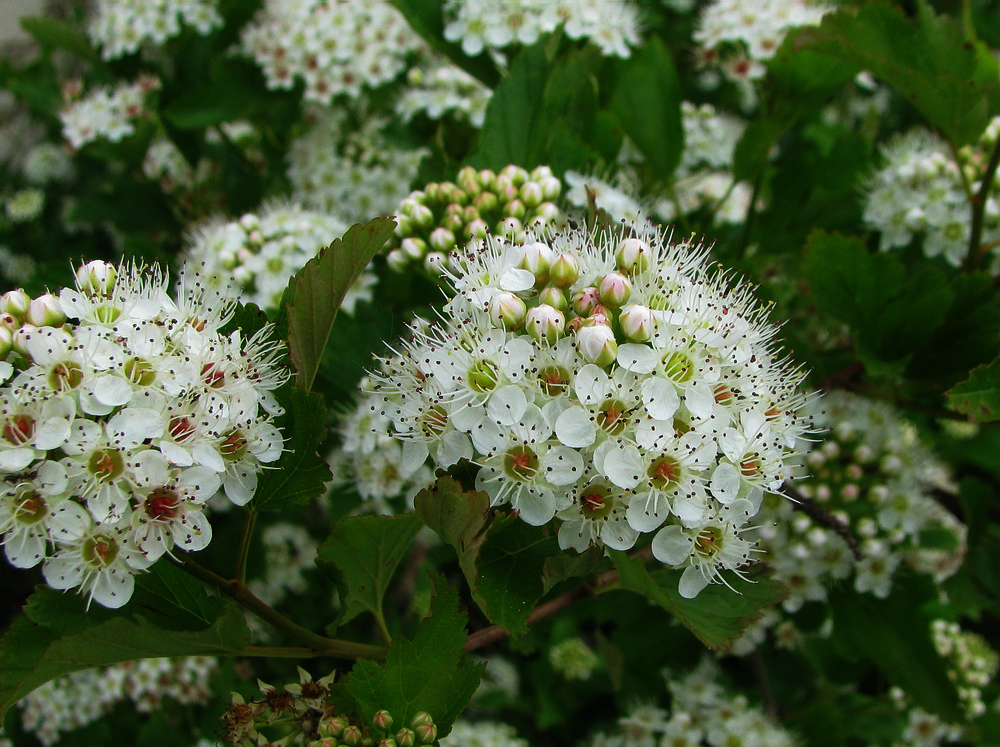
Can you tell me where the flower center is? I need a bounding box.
[661,352,694,383]
[739,457,760,476]
[648,455,681,490]
[467,359,500,393]
[93,302,121,324]
[578,481,615,521]
[145,487,180,520]
[713,385,733,404]
[169,416,196,442]
[420,406,449,437]
[88,448,124,482]
[220,430,248,461]
[82,534,119,568]
[694,526,722,559]
[537,365,569,396]
[503,446,539,481]
[14,489,47,525]
[48,361,83,391]
[124,357,157,386]
[3,414,34,445]
[201,362,226,388]
[596,399,627,435]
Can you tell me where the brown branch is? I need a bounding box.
[752,649,779,719]
[782,482,863,561]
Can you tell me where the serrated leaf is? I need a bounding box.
[947,356,1000,422]
[388,0,500,88]
[285,218,396,391]
[342,575,483,737]
[0,591,250,720]
[794,2,999,146]
[830,576,963,721]
[610,38,683,177]
[252,386,331,511]
[317,513,423,629]
[542,547,612,595]
[610,551,785,651]
[803,230,951,374]
[414,476,491,585]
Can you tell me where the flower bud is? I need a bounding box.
[341,725,363,746]
[424,182,443,204]
[0,289,30,318]
[465,218,489,240]
[504,199,527,222]
[0,326,13,359]
[501,164,529,186]
[576,324,618,367]
[477,168,497,191]
[615,237,651,274]
[423,252,448,275]
[489,292,526,330]
[619,304,654,342]
[308,739,335,747]
[530,202,560,226]
[395,728,416,747]
[372,710,394,732]
[320,715,350,738]
[549,252,580,288]
[395,214,413,237]
[410,713,433,727]
[519,180,543,208]
[386,249,409,272]
[428,227,456,253]
[537,285,568,312]
[410,203,434,230]
[597,272,632,308]
[442,209,465,233]
[473,191,499,214]
[517,241,553,284]
[26,294,66,327]
[539,175,562,200]
[461,204,479,224]
[531,165,555,182]
[400,237,427,261]
[75,260,116,296]
[571,287,602,317]
[526,304,565,345]
[457,166,479,194]
[496,216,523,238]
[12,324,37,359]
[414,722,437,744]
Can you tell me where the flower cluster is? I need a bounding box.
[549,636,601,681]
[889,690,963,747]
[0,261,288,608]
[222,670,439,747]
[932,619,999,719]
[864,120,1000,269]
[443,0,641,59]
[443,721,528,747]
[22,143,73,185]
[5,188,44,223]
[87,0,222,60]
[288,109,428,221]
[369,223,815,598]
[18,656,216,746]
[564,170,645,227]
[397,62,492,129]
[329,389,434,515]
[748,393,965,620]
[586,658,797,746]
[143,137,211,195]
[240,0,425,105]
[693,0,830,89]
[181,202,374,314]
[60,77,160,149]
[389,165,561,275]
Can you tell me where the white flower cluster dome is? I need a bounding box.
[0,261,288,608]
[60,76,160,150]
[864,121,1000,269]
[397,62,492,129]
[443,0,641,59]
[87,0,222,60]
[288,109,428,222]
[182,202,374,314]
[931,619,999,719]
[240,0,425,105]
[369,223,815,598]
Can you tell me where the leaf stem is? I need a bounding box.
[235,508,257,587]
[177,556,386,661]
[965,134,1000,271]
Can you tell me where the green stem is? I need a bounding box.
[374,611,393,646]
[965,135,1000,271]
[242,645,338,659]
[737,174,762,260]
[177,556,386,661]
[235,508,257,586]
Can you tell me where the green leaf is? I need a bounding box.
[251,386,332,510]
[342,575,484,736]
[161,59,266,129]
[20,16,101,63]
[542,547,612,595]
[0,589,250,720]
[794,2,999,146]
[803,231,952,375]
[609,38,683,177]
[285,218,396,391]
[388,0,500,88]
[610,551,786,651]
[317,513,423,629]
[947,356,1000,422]
[414,476,491,585]
[830,576,963,721]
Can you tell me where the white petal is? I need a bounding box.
[678,565,711,599]
[710,463,741,504]
[175,510,212,552]
[626,492,669,533]
[602,443,645,489]
[499,266,536,292]
[402,439,430,473]
[34,417,71,451]
[617,343,659,373]
[487,385,528,427]
[641,377,680,421]
[541,445,584,486]
[685,382,715,420]
[602,520,638,551]
[0,447,34,472]
[93,374,134,407]
[91,568,135,609]
[651,524,689,565]
[437,431,471,468]
[573,364,612,405]
[42,554,84,590]
[6,531,45,568]
[512,486,556,525]
[554,406,596,449]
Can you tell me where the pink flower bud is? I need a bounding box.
[386,249,409,272]
[26,294,66,327]
[320,715,349,737]
[341,725,363,746]
[75,260,116,296]
[0,289,30,317]
[526,304,565,345]
[530,202,560,225]
[395,727,416,747]
[410,203,434,229]
[539,175,562,200]
[504,198,527,221]
[615,237,651,274]
[597,272,632,308]
[400,237,427,261]
[489,292,527,330]
[619,304,654,342]
[465,218,489,240]
[576,324,618,367]
[571,287,601,316]
[549,252,580,288]
[428,227,456,252]
[537,285,568,312]
[501,164,529,186]
[520,180,543,208]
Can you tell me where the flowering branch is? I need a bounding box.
[177,556,387,661]
[782,482,863,560]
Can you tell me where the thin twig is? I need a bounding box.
[782,482,863,561]
[965,135,1000,271]
[752,649,779,719]
[235,508,257,587]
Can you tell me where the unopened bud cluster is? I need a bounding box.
[932,619,999,719]
[222,672,438,747]
[749,393,966,623]
[0,261,288,608]
[182,203,374,314]
[387,165,561,275]
[370,223,816,598]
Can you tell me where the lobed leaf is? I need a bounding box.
[947,355,1000,422]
